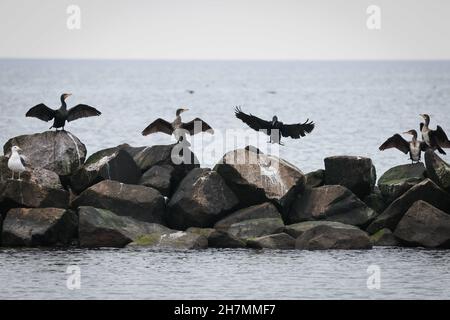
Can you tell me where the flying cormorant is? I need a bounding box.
[8,146,27,180]
[142,108,214,142]
[379,129,428,163]
[420,114,450,155]
[234,107,314,145]
[26,93,101,130]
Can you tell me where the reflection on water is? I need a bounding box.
[0,247,449,299]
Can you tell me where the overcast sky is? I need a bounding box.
[0,0,449,60]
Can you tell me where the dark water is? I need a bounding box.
[0,247,449,300]
[1,60,450,300]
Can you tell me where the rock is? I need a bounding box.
[247,233,296,249]
[70,147,141,194]
[139,165,174,197]
[0,160,69,211]
[215,202,281,230]
[72,180,165,224]
[78,206,172,248]
[214,147,305,208]
[3,131,86,177]
[295,225,372,250]
[394,201,450,248]
[167,168,239,230]
[135,231,208,249]
[224,218,285,240]
[363,188,388,214]
[366,179,450,234]
[378,163,426,203]
[425,150,450,192]
[187,227,246,248]
[288,185,377,227]
[369,228,399,246]
[284,221,359,238]
[324,156,376,199]
[305,169,325,188]
[2,208,77,246]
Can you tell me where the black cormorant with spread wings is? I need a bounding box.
[234,107,314,145]
[420,114,450,155]
[142,108,214,143]
[26,93,101,130]
[379,129,428,163]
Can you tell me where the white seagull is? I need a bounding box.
[8,146,27,181]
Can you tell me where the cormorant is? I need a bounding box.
[26,93,101,131]
[420,114,450,155]
[379,129,428,163]
[142,108,214,142]
[8,146,27,180]
[234,107,314,145]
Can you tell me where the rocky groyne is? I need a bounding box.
[1,131,450,250]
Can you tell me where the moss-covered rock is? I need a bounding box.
[369,228,399,246]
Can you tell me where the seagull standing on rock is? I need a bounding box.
[7,146,27,181]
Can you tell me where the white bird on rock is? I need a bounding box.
[7,146,27,181]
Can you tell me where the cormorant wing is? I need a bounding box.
[142,118,173,136]
[181,118,214,135]
[67,104,102,122]
[281,120,315,139]
[235,107,272,133]
[420,141,429,152]
[379,134,410,154]
[431,126,450,148]
[26,104,55,122]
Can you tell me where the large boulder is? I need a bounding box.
[425,150,450,193]
[2,208,77,246]
[324,156,376,199]
[247,233,296,249]
[378,163,426,203]
[288,185,377,227]
[284,220,359,238]
[369,228,399,246]
[215,202,281,230]
[187,227,246,248]
[214,147,305,209]
[70,147,141,194]
[295,225,372,250]
[167,168,239,230]
[139,165,174,197]
[72,180,165,224]
[394,201,450,248]
[78,206,172,248]
[305,169,324,188]
[366,179,450,234]
[3,131,86,177]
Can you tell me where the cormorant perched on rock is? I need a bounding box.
[379,129,428,163]
[142,108,214,143]
[7,146,27,180]
[420,114,450,154]
[26,93,101,131]
[234,107,314,145]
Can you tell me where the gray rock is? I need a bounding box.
[72,180,166,224]
[247,233,296,249]
[378,163,426,203]
[363,188,388,214]
[366,179,450,234]
[214,147,306,208]
[288,185,377,227]
[284,221,359,238]
[3,131,86,177]
[167,168,239,230]
[369,228,399,246]
[70,147,141,194]
[2,208,77,246]
[425,150,450,193]
[305,169,325,188]
[295,225,372,250]
[139,165,174,197]
[324,156,376,199]
[187,227,246,248]
[226,218,285,240]
[394,200,450,248]
[130,231,208,249]
[78,206,172,248]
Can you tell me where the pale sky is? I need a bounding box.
[0,0,449,60]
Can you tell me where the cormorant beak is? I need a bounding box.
[183,108,189,113]
[402,131,411,135]
[65,93,72,100]
[419,114,425,119]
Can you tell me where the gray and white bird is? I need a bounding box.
[7,146,27,181]
[379,129,428,164]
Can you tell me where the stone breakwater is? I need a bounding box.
[1,131,450,250]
